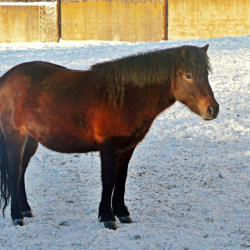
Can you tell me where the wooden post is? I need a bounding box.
[56,0,61,42]
[163,0,168,40]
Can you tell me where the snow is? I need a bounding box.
[0,35,250,250]
[0,2,56,6]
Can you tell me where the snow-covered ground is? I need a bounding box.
[0,35,250,250]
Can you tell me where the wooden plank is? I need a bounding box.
[168,0,250,40]
[61,0,165,42]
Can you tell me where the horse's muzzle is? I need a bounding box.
[200,104,219,120]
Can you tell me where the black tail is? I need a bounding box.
[0,130,10,216]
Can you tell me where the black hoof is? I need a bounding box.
[103,221,118,230]
[22,210,34,218]
[118,216,133,224]
[13,219,24,226]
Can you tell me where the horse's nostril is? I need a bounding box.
[207,105,214,115]
[207,104,219,118]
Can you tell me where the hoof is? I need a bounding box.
[22,210,34,218]
[118,216,133,224]
[103,221,118,230]
[13,219,24,226]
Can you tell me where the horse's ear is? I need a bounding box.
[201,44,209,53]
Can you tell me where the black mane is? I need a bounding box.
[91,45,211,106]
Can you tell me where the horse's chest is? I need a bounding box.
[131,119,152,138]
[123,119,153,148]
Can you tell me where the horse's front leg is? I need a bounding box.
[99,147,118,230]
[112,147,135,224]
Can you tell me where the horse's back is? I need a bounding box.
[0,61,69,83]
[0,61,90,95]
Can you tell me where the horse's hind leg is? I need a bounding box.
[5,132,28,226]
[19,136,38,218]
[112,147,135,224]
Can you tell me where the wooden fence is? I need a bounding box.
[0,0,250,43]
[0,1,59,43]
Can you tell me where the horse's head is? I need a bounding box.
[172,45,219,120]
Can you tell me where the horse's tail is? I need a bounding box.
[0,129,10,216]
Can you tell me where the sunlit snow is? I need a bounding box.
[0,35,250,250]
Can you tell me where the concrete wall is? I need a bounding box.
[61,0,165,42]
[168,0,250,40]
[0,3,59,43]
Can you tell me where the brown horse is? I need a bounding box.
[0,45,219,230]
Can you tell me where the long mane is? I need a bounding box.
[91,45,211,106]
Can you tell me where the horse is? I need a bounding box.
[0,45,219,230]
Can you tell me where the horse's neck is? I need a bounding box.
[126,82,175,119]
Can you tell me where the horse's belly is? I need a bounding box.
[40,139,98,153]
[25,119,98,153]
[33,131,98,153]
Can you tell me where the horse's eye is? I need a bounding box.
[185,74,192,80]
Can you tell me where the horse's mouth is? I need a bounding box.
[200,110,213,120]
